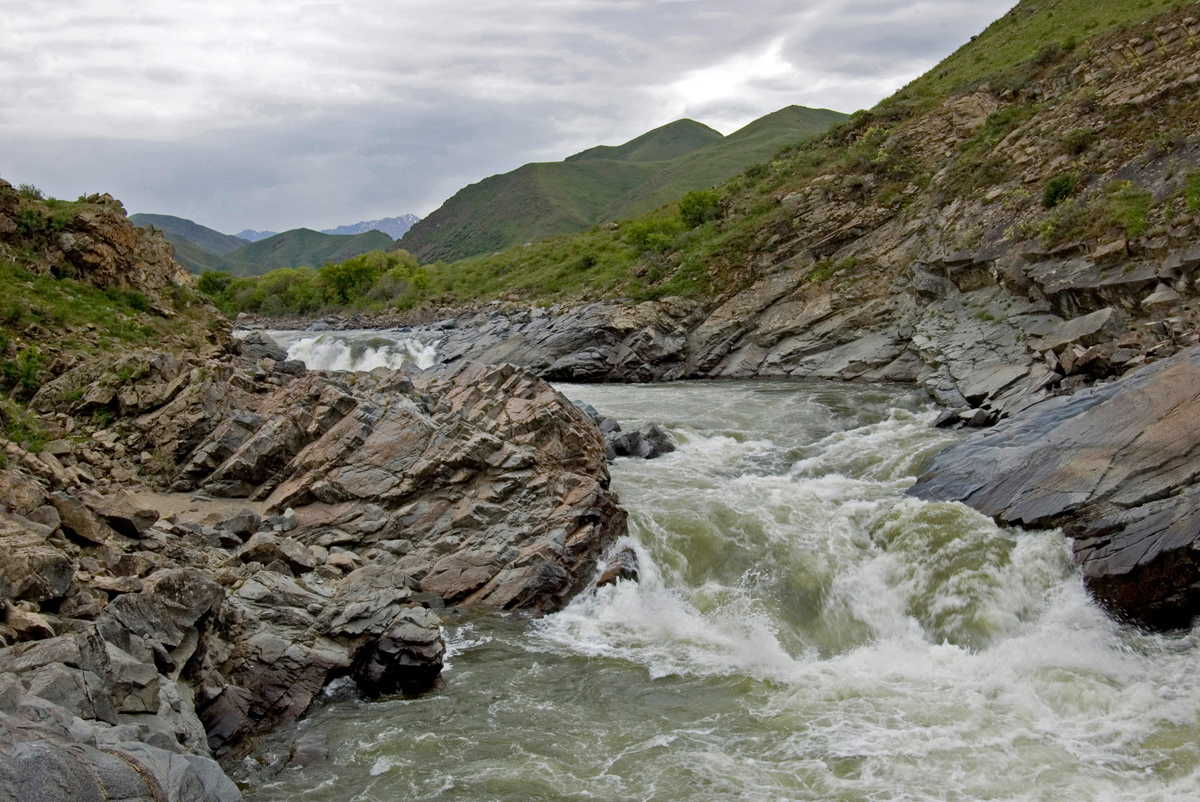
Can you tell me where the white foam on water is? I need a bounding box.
[262,328,438,372]
[244,378,1200,802]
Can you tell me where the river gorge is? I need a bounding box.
[225,329,1200,802]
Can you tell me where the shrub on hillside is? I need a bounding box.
[1042,174,1078,208]
[679,189,721,229]
[624,217,684,254]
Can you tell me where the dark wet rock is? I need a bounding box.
[218,509,260,538]
[195,565,443,758]
[910,346,1200,629]
[597,545,639,587]
[607,424,676,460]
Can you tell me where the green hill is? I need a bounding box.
[399,106,848,263]
[130,213,395,276]
[128,213,248,256]
[599,106,850,222]
[566,119,724,163]
[226,228,394,276]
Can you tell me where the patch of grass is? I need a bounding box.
[0,395,46,453]
[1186,171,1200,215]
[1105,181,1153,238]
[1036,199,1089,246]
[0,260,178,349]
[0,342,43,396]
[1061,126,1097,155]
[808,261,835,283]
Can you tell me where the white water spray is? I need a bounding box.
[263,328,438,372]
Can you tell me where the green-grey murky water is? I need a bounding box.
[240,377,1200,801]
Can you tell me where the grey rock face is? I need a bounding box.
[607,424,677,460]
[910,346,1200,628]
[238,330,289,363]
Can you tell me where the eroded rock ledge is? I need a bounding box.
[909,345,1200,629]
[1,351,625,800]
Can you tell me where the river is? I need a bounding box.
[236,329,1200,801]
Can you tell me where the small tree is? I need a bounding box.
[679,189,721,228]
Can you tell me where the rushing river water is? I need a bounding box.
[241,331,1200,802]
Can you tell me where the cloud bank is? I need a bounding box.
[0,0,1015,233]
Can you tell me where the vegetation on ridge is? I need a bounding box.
[0,186,219,452]
[398,106,848,263]
[202,0,1200,320]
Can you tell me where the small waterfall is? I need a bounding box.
[262,328,438,372]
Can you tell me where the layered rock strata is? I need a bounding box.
[2,346,625,799]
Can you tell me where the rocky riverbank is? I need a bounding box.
[1,345,625,800]
[0,178,628,801]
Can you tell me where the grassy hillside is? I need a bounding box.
[600,106,850,222]
[900,0,1186,101]
[227,228,394,276]
[167,238,242,274]
[129,213,247,255]
[566,119,724,163]
[399,105,848,263]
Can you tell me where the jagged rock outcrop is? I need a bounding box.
[167,360,626,613]
[0,177,192,301]
[910,345,1200,629]
[3,339,626,793]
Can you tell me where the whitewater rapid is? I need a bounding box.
[262,328,438,372]
[234,339,1200,802]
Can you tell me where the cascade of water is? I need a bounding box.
[236,357,1200,802]
[262,328,438,372]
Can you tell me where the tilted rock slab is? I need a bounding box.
[174,361,627,614]
[910,346,1200,628]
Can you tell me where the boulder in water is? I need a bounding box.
[597,545,639,587]
[608,424,676,460]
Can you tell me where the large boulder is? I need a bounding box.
[194,565,443,758]
[910,346,1200,628]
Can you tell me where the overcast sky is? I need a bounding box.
[0,0,1015,234]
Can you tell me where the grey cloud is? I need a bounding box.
[1,0,1016,232]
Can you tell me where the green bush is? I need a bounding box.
[1061,127,1096,155]
[1,344,43,395]
[679,189,721,229]
[1042,174,1078,208]
[15,184,43,200]
[197,271,233,295]
[623,217,685,254]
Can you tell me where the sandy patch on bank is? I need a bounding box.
[136,491,271,526]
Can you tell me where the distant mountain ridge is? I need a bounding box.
[130,214,249,255]
[399,106,848,264]
[131,213,394,276]
[235,229,277,242]
[322,215,419,239]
